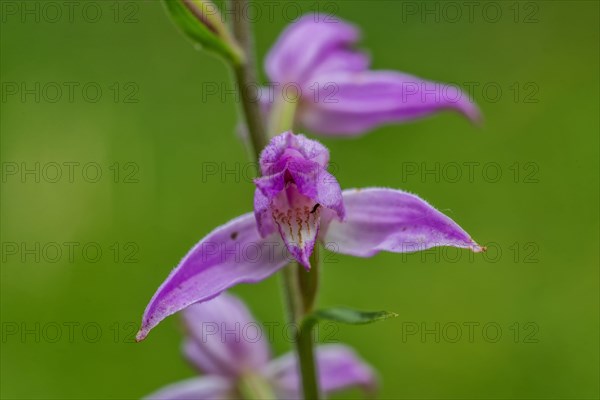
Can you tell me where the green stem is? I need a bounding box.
[229,0,267,161]
[282,264,304,323]
[281,262,321,400]
[298,249,320,315]
[228,2,319,398]
[297,320,319,399]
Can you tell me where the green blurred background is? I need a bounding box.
[1,0,598,398]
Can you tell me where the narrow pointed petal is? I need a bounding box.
[144,376,234,400]
[265,344,377,398]
[137,214,288,341]
[265,14,362,85]
[321,188,484,257]
[302,70,481,136]
[181,294,271,377]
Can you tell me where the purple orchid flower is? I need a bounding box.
[261,13,480,136]
[145,293,377,400]
[137,132,482,341]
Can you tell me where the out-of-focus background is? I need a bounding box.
[1,0,598,398]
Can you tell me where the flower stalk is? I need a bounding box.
[296,312,320,399]
[280,260,320,399]
[229,1,321,398]
[296,251,321,399]
[229,0,267,161]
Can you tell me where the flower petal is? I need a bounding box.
[254,187,278,237]
[301,70,481,136]
[321,188,484,257]
[255,160,344,221]
[144,376,234,400]
[287,160,345,220]
[259,131,329,175]
[308,48,370,78]
[137,213,289,341]
[265,344,377,398]
[270,184,321,269]
[181,294,271,377]
[265,14,362,85]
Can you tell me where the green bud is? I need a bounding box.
[163,0,245,65]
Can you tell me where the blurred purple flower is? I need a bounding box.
[145,293,376,400]
[261,13,480,136]
[137,132,482,340]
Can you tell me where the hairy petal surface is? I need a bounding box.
[137,214,288,341]
[254,159,344,221]
[321,188,484,257]
[144,376,234,400]
[265,344,377,399]
[259,131,330,174]
[182,294,271,377]
[301,70,481,136]
[265,14,361,85]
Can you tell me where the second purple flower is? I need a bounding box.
[261,14,481,136]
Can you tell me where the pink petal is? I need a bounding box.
[144,376,234,400]
[265,344,377,398]
[181,294,271,377]
[265,14,362,85]
[321,188,484,256]
[137,214,289,341]
[302,70,481,136]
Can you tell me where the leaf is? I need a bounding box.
[162,0,243,65]
[303,307,398,329]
